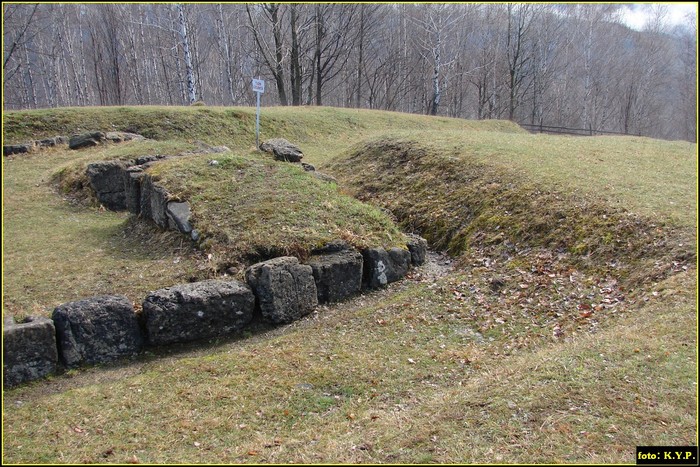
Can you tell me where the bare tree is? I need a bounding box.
[527,5,566,126]
[676,15,697,142]
[3,3,39,80]
[289,3,305,106]
[2,3,695,141]
[563,4,622,132]
[246,3,288,105]
[464,6,502,119]
[623,6,675,137]
[504,3,534,121]
[312,4,359,106]
[176,4,197,104]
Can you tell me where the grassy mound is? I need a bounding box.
[3,106,524,315]
[146,150,406,268]
[50,139,406,271]
[326,134,696,288]
[2,105,526,159]
[2,106,257,144]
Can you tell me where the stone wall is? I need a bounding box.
[4,135,428,387]
[3,237,427,387]
[3,131,146,157]
[86,158,198,239]
[84,150,229,241]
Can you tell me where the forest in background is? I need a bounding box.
[3,3,697,142]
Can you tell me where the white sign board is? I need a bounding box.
[253,79,265,148]
[252,79,265,93]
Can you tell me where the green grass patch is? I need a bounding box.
[145,149,406,269]
[3,140,406,318]
[326,134,696,286]
[2,149,204,318]
[3,105,524,161]
[422,130,696,226]
[2,106,256,145]
[7,105,499,316]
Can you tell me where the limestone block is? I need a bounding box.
[52,295,143,368]
[3,316,58,387]
[246,257,318,324]
[143,280,255,345]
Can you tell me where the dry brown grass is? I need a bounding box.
[2,106,696,464]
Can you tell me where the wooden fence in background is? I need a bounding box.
[519,123,631,137]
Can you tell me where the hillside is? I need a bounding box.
[2,106,697,464]
[327,134,695,289]
[3,106,521,315]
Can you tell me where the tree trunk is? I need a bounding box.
[290,4,302,105]
[270,4,288,106]
[22,43,37,108]
[314,5,324,106]
[177,4,197,104]
[429,31,441,116]
[355,5,365,108]
[216,5,235,104]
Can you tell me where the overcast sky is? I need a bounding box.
[619,2,697,30]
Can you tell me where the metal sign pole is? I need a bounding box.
[252,78,265,150]
[255,91,261,149]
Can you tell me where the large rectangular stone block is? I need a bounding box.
[86,161,129,210]
[139,175,169,228]
[387,247,411,281]
[143,280,255,345]
[406,234,428,266]
[124,168,144,215]
[362,247,411,289]
[52,295,144,368]
[306,248,363,304]
[166,201,193,234]
[3,316,58,387]
[246,257,318,324]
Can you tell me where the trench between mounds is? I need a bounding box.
[5,137,695,389]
